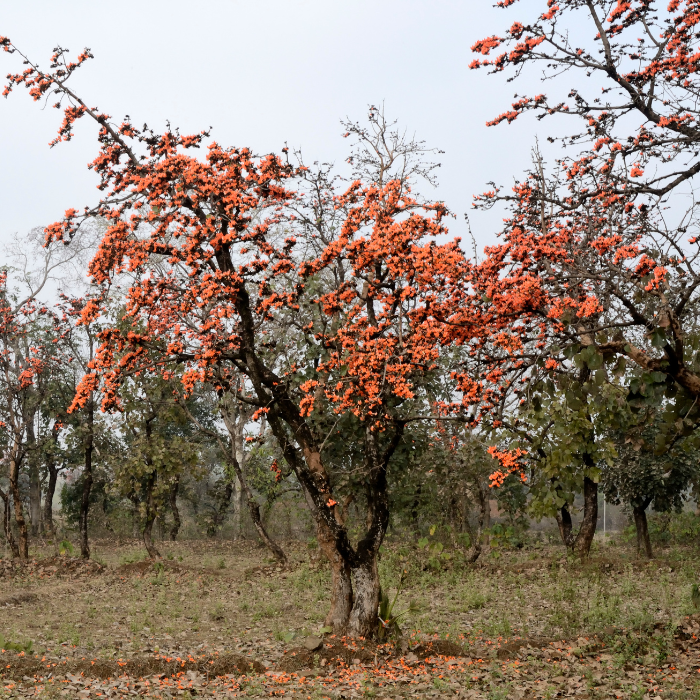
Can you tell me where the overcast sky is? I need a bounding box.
[0,1,557,254]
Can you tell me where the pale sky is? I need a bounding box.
[0,1,556,254]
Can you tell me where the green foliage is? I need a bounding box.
[417,525,453,572]
[511,379,625,522]
[377,569,419,641]
[487,523,521,551]
[59,466,119,527]
[647,511,700,546]
[0,636,33,653]
[58,539,74,556]
[601,412,698,517]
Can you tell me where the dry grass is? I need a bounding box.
[0,534,696,697]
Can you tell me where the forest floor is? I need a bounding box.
[0,536,697,698]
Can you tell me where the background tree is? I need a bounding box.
[107,370,200,559]
[602,413,699,558]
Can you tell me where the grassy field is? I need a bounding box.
[0,535,698,698]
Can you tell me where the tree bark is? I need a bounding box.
[26,422,41,537]
[169,477,181,541]
[347,558,380,638]
[311,493,354,630]
[231,475,243,538]
[142,470,160,559]
[0,489,19,559]
[633,497,653,559]
[463,480,489,564]
[79,399,94,559]
[9,449,29,559]
[43,451,58,538]
[216,480,233,534]
[556,503,574,548]
[556,477,598,558]
[572,476,598,558]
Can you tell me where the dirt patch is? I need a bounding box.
[0,592,37,607]
[412,639,467,659]
[243,564,291,579]
[278,640,377,672]
[495,634,607,660]
[116,560,190,576]
[0,557,104,579]
[0,652,265,681]
[277,637,468,673]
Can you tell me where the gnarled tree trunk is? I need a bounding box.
[556,503,574,548]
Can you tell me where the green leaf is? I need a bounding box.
[586,352,603,370]
[651,330,666,348]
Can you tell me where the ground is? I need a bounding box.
[0,535,697,698]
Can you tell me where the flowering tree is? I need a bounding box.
[466,0,700,419]
[1,42,464,636]
[441,2,700,519]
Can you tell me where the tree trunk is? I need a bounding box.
[572,476,598,558]
[129,493,141,538]
[633,498,653,559]
[229,456,287,565]
[216,480,234,535]
[79,400,94,559]
[169,478,181,541]
[231,475,243,538]
[142,471,160,559]
[347,558,380,638]
[556,503,574,548]
[9,450,29,559]
[0,489,19,559]
[554,478,598,558]
[314,510,354,631]
[26,422,41,538]
[43,459,58,538]
[463,481,488,564]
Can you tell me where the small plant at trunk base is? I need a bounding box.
[58,539,74,556]
[377,570,418,641]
